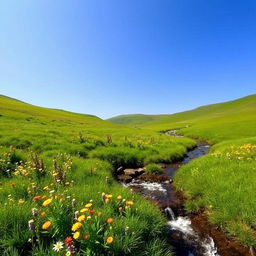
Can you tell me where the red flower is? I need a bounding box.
[89,210,95,214]
[33,195,41,201]
[64,236,73,245]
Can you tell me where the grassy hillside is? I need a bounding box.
[0,95,196,255]
[108,94,256,143]
[109,94,256,247]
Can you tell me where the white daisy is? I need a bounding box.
[53,241,64,252]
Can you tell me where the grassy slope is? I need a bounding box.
[110,94,256,247]
[108,94,256,143]
[0,95,197,255]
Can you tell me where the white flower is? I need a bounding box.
[53,241,64,252]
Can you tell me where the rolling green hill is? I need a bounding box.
[108,94,256,143]
[0,95,195,255]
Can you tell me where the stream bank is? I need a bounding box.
[116,132,253,256]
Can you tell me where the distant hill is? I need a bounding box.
[0,94,103,124]
[108,94,256,143]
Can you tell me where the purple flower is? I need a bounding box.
[32,208,38,217]
[67,244,77,254]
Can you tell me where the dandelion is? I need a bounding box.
[106,236,114,244]
[107,217,114,224]
[71,222,82,232]
[43,198,52,207]
[78,215,86,222]
[42,221,52,230]
[53,241,64,252]
[73,231,80,240]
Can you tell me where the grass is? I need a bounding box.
[0,95,196,255]
[109,94,256,247]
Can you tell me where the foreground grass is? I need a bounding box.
[0,95,196,255]
[109,94,256,247]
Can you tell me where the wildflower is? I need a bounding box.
[85,203,92,208]
[64,236,73,245]
[83,234,89,240]
[32,208,38,217]
[73,231,80,239]
[66,252,71,256]
[19,199,25,204]
[33,195,41,201]
[43,198,52,207]
[126,201,134,206]
[43,186,49,190]
[53,241,64,252]
[42,221,52,230]
[28,219,35,231]
[78,215,86,222]
[67,244,77,254]
[117,195,122,200]
[106,236,114,244]
[98,211,102,217]
[52,172,58,177]
[107,218,114,224]
[80,208,88,213]
[41,211,46,217]
[41,195,47,200]
[71,222,82,232]
[89,210,95,214]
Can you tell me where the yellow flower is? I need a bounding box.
[126,201,134,206]
[85,203,92,208]
[106,236,113,244]
[42,221,52,230]
[71,222,82,232]
[80,208,88,213]
[73,231,80,240]
[52,172,58,177]
[43,198,53,207]
[117,195,122,200]
[105,194,112,199]
[78,215,86,222]
[18,199,25,204]
[43,186,49,190]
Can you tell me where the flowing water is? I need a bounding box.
[121,134,220,256]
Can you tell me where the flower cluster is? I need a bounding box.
[27,193,135,255]
[211,144,256,161]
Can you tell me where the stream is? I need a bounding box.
[120,132,220,256]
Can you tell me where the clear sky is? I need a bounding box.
[1,0,256,119]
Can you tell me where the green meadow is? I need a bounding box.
[0,95,196,255]
[109,95,256,247]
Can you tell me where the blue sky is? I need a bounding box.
[1,0,256,119]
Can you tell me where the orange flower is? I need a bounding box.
[41,195,47,200]
[33,195,41,201]
[83,234,89,240]
[106,218,114,224]
[41,211,46,217]
[126,201,134,206]
[106,236,113,244]
[42,221,52,230]
[98,211,102,217]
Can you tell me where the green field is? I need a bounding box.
[0,95,197,256]
[109,94,256,247]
